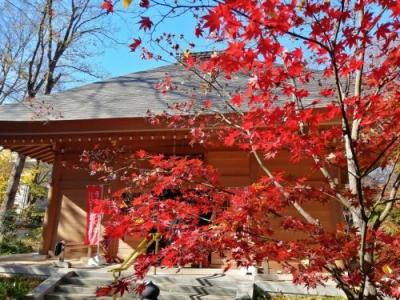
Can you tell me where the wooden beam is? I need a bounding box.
[40,154,62,254]
[21,145,51,157]
[36,153,55,163]
[0,132,190,146]
[25,147,53,159]
[5,145,33,153]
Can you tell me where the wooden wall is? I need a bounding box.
[45,156,101,257]
[46,148,343,266]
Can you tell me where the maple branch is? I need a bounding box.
[152,0,331,53]
[94,153,280,218]
[174,61,321,225]
[151,0,213,11]
[362,137,398,177]
[212,0,331,53]
[376,153,400,205]
[159,56,321,226]
[332,0,347,45]
[173,56,246,119]
[275,47,353,212]
[166,171,284,218]
[330,52,366,221]
[240,229,280,243]
[251,148,320,226]
[324,264,358,299]
[373,170,400,230]
[150,6,193,41]
[376,197,400,205]
[166,68,320,226]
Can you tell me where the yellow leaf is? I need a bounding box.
[382,264,393,274]
[135,218,144,224]
[122,0,132,9]
[183,49,191,59]
[301,259,310,266]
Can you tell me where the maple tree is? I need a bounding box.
[93,0,400,299]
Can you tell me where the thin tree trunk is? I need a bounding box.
[27,160,40,206]
[0,153,26,233]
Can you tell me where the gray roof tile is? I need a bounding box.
[0,63,332,122]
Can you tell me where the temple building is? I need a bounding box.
[0,60,343,268]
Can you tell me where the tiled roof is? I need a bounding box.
[0,63,330,122]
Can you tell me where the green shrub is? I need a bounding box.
[0,240,33,255]
[0,276,43,299]
[0,208,39,255]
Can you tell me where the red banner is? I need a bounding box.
[85,185,103,245]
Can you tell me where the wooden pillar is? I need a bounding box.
[40,154,63,255]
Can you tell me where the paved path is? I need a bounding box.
[254,280,346,298]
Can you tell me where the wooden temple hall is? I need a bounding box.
[0,61,342,267]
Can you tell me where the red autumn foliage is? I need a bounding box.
[138,16,153,31]
[89,0,400,299]
[129,38,141,52]
[139,0,150,9]
[101,0,113,14]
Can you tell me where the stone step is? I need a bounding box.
[54,285,102,294]
[159,292,235,300]
[63,274,240,288]
[62,277,113,286]
[45,291,235,300]
[73,270,115,279]
[155,283,237,296]
[45,270,252,300]
[148,275,240,287]
[45,294,120,300]
[75,270,239,281]
[73,268,246,278]
[55,282,237,297]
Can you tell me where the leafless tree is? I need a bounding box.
[0,0,114,231]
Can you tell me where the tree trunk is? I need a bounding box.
[27,160,40,206]
[0,153,26,231]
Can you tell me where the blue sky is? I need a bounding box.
[82,1,390,85]
[84,7,208,83]
[79,3,299,86]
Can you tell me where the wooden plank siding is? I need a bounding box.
[0,117,343,267]
[38,147,343,266]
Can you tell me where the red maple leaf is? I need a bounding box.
[320,88,335,97]
[113,279,130,296]
[138,16,153,31]
[225,131,240,146]
[391,286,400,298]
[202,10,221,32]
[129,38,141,52]
[101,0,113,13]
[292,48,303,59]
[136,149,146,159]
[390,2,400,15]
[134,282,146,294]
[376,24,390,39]
[231,94,242,106]
[203,99,212,109]
[195,26,204,37]
[96,286,113,297]
[140,0,150,8]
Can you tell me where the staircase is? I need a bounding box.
[44,270,253,299]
